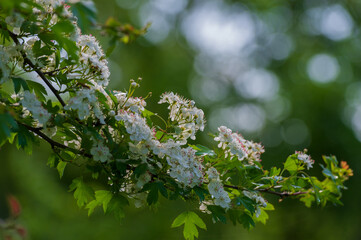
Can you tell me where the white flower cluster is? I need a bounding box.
[165,143,204,188]
[242,190,267,208]
[20,91,51,125]
[35,0,62,12]
[65,89,105,124]
[0,46,12,83]
[90,140,112,162]
[135,172,152,190]
[206,167,231,209]
[214,126,264,164]
[116,111,152,142]
[0,45,23,83]
[159,92,205,144]
[114,91,146,114]
[5,12,24,35]
[77,34,110,87]
[34,0,74,21]
[296,151,314,169]
[111,107,205,188]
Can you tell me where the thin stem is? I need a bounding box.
[19,122,91,158]
[43,67,68,76]
[153,113,168,129]
[6,29,66,107]
[223,184,308,198]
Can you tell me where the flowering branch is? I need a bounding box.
[43,67,68,76]
[224,184,308,198]
[18,121,89,157]
[5,29,66,107]
[0,2,353,240]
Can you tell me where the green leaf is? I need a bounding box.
[171,212,187,228]
[70,1,97,33]
[51,20,75,34]
[171,211,207,240]
[108,195,128,221]
[86,192,127,218]
[134,163,148,178]
[14,124,33,154]
[284,155,298,175]
[237,197,256,215]
[142,109,154,118]
[26,80,47,101]
[56,160,67,178]
[94,190,113,213]
[300,193,315,208]
[239,213,255,230]
[184,221,198,240]
[228,209,241,226]
[85,200,100,216]
[207,205,227,224]
[69,177,94,208]
[191,144,216,157]
[157,181,168,198]
[321,167,336,182]
[147,183,159,206]
[269,167,281,176]
[193,187,208,202]
[61,37,79,61]
[322,155,338,169]
[0,113,18,144]
[254,208,269,225]
[47,154,58,169]
[12,77,29,93]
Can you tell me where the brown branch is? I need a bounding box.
[43,67,68,76]
[6,30,66,107]
[19,122,91,158]
[223,184,308,198]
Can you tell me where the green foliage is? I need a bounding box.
[0,1,354,239]
[69,177,94,208]
[86,190,112,215]
[0,112,17,145]
[143,181,168,206]
[171,211,207,240]
[284,155,298,175]
[56,160,67,179]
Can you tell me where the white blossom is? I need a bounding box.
[114,91,146,114]
[162,141,204,188]
[214,126,264,164]
[159,92,205,144]
[296,151,314,169]
[206,167,231,209]
[43,126,57,137]
[116,111,152,142]
[243,190,267,208]
[90,140,112,162]
[20,91,51,125]
[5,12,24,34]
[135,172,152,190]
[77,34,110,86]
[65,89,105,124]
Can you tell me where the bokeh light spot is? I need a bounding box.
[307,54,340,83]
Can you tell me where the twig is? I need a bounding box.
[6,29,66,107]
[19,122,91,158]
[223,184,308,198]
[43,67,68,76]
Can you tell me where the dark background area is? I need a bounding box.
[1,0,361,239]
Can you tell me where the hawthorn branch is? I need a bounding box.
[18,122,91,158]
[223,184,308,198]
[6,29,66,107]
[43,67,68,76]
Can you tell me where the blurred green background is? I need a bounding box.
[1,0,361,239]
